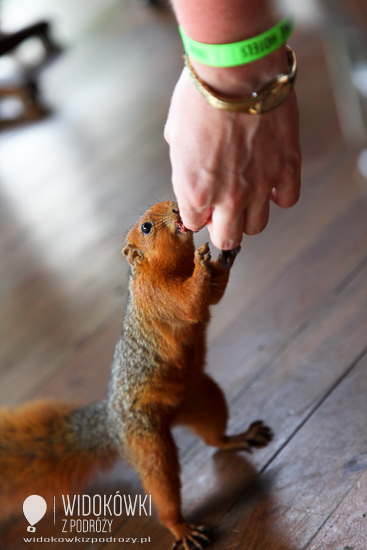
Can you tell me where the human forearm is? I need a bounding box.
[171,0,288,95]
[171,0,279,42]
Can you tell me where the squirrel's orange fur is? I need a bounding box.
[0,201,272,549]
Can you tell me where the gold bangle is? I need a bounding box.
[184,45,297,114]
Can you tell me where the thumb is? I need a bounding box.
[176,196,212,232]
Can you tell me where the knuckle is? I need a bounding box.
[253,177,273,196]
[190,192,210,210]
[223,196,239,213]
[186,185,213,212]
[222,189,249,212]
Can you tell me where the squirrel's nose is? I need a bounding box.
[172,208,179,214]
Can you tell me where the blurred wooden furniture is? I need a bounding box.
[0,21,61,126]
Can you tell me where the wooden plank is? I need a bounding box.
[211,357,367,550]
[330,0,367,33]
[295,32,344,179]
[29,319,122,404]
[306,469,367,550]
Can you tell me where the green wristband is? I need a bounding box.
[179,17,294,67]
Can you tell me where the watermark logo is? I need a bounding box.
[22,493,152,543]
[23,495,47,532]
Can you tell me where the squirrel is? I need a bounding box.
[0,201,272,549]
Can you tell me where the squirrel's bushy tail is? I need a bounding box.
[0,400,118,509]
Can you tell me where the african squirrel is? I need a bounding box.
[0,201,272,549]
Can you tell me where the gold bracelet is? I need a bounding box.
[184,45,297,114]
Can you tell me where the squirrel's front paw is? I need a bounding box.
[218,245,241,270]
[195,243,211,269]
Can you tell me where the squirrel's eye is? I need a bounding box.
[141,222,153,235]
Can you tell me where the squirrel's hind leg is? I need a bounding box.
[123,418,210,549]
[173,374,273,452]
[220,420,273,452]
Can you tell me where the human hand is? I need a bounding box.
[164,60,301,250]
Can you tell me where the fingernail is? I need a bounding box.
[220,240,240,250]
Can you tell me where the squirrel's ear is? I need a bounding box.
[122,244,144,266]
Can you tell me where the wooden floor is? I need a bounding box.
[1,0,367,548]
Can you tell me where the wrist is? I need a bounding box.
[189,45,289,99]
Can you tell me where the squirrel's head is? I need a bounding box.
[123,201,195,272]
